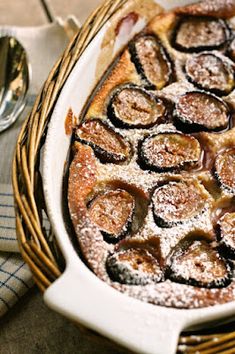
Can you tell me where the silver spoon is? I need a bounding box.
[0,36,30,133]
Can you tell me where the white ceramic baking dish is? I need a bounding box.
[42,1,235,353]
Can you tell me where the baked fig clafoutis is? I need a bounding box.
[67,0,235,309]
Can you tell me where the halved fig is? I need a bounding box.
[215,149,235,194]
[139,132,201,172]
[175,91,230,132]
[107,85,166,129]
[185,52,234,96]
[129,35,173,90]
[152,180,210,228]
[106,248,163,285]
[88,189,135,243]
[168,240,233,288]
[173,16,229,52]
[218,213,235,259]
[75,119,131,163]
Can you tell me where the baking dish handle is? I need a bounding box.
[44,264,185,354]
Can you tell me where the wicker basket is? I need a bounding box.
[12,0,235,352]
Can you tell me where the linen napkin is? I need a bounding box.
[0,17,79,317]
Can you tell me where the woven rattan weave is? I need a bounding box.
[12,0,235,352]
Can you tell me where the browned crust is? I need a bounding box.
[174,0,235,19]
[68,143,109,272]
[147,11,177,37]
[199,128,235,156]
[68,142,97,211]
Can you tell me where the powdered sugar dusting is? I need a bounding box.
[68,1,235,309]
[186,52,235,93]
[176,92,229,129]
[176,18,226,49]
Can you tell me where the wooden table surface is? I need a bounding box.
[0,1,129,353]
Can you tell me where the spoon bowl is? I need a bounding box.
[0,36,30,133]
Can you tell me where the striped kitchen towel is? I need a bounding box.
[0,184,20,253]
[0,17,79,317]
[0,252,33,317]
